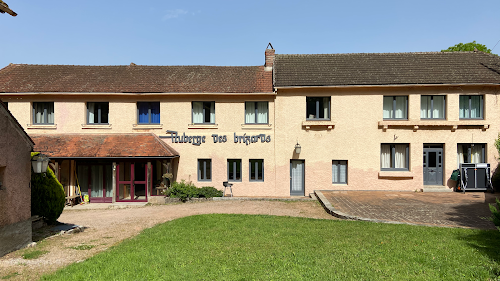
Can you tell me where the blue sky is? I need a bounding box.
[1,0,499,67]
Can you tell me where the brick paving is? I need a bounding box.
[316,190,500,230]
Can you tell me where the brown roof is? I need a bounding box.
[0,1,17,16]
[274,51,500,87]
[30,133,179,158]
[0,64,272,93]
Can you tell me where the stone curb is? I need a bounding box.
[213,197,315,201]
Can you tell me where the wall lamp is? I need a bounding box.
[295,142,301,154]
[32,154,50,175]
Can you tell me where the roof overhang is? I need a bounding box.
[0,2,17,16]
[274,83,500,90]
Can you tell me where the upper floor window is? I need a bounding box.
[227,159,242,182]
[87,102,109,124]
[192,101,215,124]
[137,102,160,124]
[306,97,330,120]
[245,102,268,124]
[383,96,407,120]
[459,95,483,119]
[421,96,445,119]
[33,102,54,124]
[381,144,409,171]
[458,144,485,164]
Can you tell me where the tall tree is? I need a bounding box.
[441,41,491,53]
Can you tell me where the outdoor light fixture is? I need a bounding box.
[295,142,301,154]
[32,154,50,175]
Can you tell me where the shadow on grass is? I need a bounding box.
[459,229,500,278]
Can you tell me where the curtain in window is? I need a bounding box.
[457,145,465,167]
[90,166,103,197]
[34,103,43,123]
[245,102,255,123]
[395,96,406,119]
[257,102,268,123]
[459,96,469,118]
[77,166,89,197]
[433,96,444,119]
[151,102,160,123]
[470,96,481,118]
[88,103,95,124]
[471,145,482,163]
[383,97,393,119]
[291,161,303,192]
[47,103,54,124]
[394,145,406,169]
[381,145,391,168]
[105,165,113,197]
[193,102,203,123]
[332,162,339,183]
[339,161,346,183]
[138,103,149,124]
[209,102,215,123]
[323,97,329,119]
[421,96,431,118]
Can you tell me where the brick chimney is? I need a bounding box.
[265,46,275,71]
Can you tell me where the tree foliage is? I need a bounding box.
[441,41,492,53]
[31,152,65,224]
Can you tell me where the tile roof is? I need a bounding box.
[0,64,272,93]
[30,133,179,158]
[274,51,500,87]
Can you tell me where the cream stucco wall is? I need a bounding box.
[1,84,499,198]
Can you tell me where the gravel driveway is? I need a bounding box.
[0,200,334,280]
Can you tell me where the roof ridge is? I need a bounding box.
[7,63,262,68]
[275,51,491,57]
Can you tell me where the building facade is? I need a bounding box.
[1,49,499,201]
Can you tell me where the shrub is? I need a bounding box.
[31,152,65,224]
[492,166,500,192]
[489,197,500,231]
[165,180,222,202]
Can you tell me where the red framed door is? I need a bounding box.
[116,162,147,202]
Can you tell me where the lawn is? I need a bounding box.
[42,214,500,280]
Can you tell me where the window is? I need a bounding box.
[383,96,407,120]
[245,102,268,124]
[306,97,330,120]
[3,102,7,109]
[459,95,483,119]
[381,144,409,171]
[227,159,242,182]
[198,159,211,181]
[33,102,54,124]
[421,96,445,119]
[332,160,347,184]
[249,159,264,181]
[458,144,485,165]
[87,102,109,124]
[192,101,215,124]
[137,102,160,124]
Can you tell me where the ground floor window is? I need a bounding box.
[249,159,264,181]
[332,160,347,184]
[458,144,485,165]
[381,144,409,171]
[198,159,211,181]
[77,163,113,201]
[227,159,242,182]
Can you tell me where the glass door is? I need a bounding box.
[290,160,305,196]
[116,162,147,202]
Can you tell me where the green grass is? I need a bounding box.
[69,244,95,250]
[1,272,19,280]
[42,214,500,280]
[22,250,48,260]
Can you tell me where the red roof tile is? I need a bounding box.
[30,133,179,158]
[0,64,273,93]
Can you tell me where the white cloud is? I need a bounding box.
[162,9,189,21]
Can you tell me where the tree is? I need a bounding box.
[441,41,492,53]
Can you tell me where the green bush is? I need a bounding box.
[165,180,222,202]
[489,197,500,231]
[492,166,500,192]
[31,152,65,224]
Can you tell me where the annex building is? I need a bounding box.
[1,48,500,201]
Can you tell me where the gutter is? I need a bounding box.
[274,83,500,90]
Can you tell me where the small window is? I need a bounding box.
[457,144,485,165]
[421,96,445,119]
[227,159,242,182]
[381,144,409,171]
[137,102,160,124]
[198,159,212,181]
[383,96,407,120]
[87,102,109,124]
[33,102,54,124]
[459,95,483,119]
[332,160,347,184]
[192,101,215,124]
[249,159,264,181]
[306,97,330,120]
[245,102,268,124]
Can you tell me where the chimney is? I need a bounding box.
[264,43,275,71]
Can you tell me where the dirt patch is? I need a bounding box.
[0,200,335,280]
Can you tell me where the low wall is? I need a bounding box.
[0,219,32,257]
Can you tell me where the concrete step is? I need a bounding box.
[423,186,453,193]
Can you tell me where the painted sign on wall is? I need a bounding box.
[164,131,271,146]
